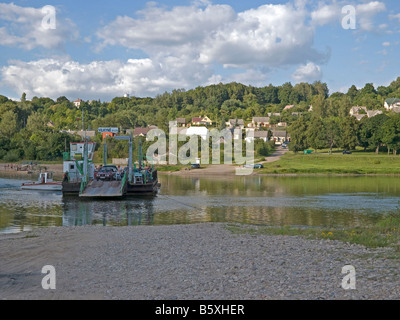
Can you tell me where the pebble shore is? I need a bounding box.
[1,223,399,300]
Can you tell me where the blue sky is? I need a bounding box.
[0,0,399,101]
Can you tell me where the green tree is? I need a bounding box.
[288,116,309,152]
[323,117,340,154]
[338,117,359,150]
[306,117,326,151]
[0,110,19,138]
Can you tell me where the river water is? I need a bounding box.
[1,174,399,234]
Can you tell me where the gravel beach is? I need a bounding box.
[1,223,399,300]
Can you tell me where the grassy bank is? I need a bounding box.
[259,150,400,175]
[225,212,400,253]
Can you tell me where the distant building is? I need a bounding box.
[192,116,213,126]
[271,130,289,145]
[283,105,295,111]
[367,110,383,118]
[73,99,82,108]
[350,106,383,121]
[176,118,187,127]
[226,119,245,129]
[245,130,270,143]
[384,98,400,111]
[349,106,367,116]
[251,117,270,128]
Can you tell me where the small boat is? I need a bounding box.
[21,172,62,191]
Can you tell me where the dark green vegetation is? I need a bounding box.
[1,78,400,162]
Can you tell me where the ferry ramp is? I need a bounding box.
[79,180,127,198]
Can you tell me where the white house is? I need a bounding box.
[384,98,400,111]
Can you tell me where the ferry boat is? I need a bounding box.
[21,172,62,191]
[61,138,159,197]
[62,141,96,195]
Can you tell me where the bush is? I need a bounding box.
[3,150,20,162]
[0,149,6,160]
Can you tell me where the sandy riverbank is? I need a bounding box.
[0,223,399,300]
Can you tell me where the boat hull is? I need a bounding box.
[21,183,62,191]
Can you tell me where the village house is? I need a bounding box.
[176,118,187,127]
[350,106,383,121]
[73,99,82,108]
[271,130,289,145]
[384,98,400,111]
[367,110,383,118]
[283,105,295,111]
[349,106,368,116]
[192,116,213,126]
[245,130,270,143]
[131,126,158,138]
[226,119,245,129]
[250,117,270,128]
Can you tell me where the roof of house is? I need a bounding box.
[176,118,186,124]
[228,119,245,125]
[385,98,400,105]
[133,127,151,136]
[283,105,295,110]
[252,117,270,123]
[192,117,202,122]
[253,131,270,138]
[271,130,287,138]
[367,110,383,118]
[350,106,367,114]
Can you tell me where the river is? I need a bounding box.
[1,174,399,234]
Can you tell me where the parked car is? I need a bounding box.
[191,163,201,169]
[343,150,352,154]
[244,164,264,169]
[96,165,118,181]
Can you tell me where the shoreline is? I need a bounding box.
[3,164,400,179]
[1,223,399,300]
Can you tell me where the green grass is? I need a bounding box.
[225,212,400,253]
[259,150,400,175]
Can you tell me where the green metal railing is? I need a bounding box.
[120,171,128,194]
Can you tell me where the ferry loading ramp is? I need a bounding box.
[79,179,127,198]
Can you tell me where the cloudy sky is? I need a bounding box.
[0,0,399,101]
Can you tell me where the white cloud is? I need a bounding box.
[0,3,79,50]
[0,57,215,100]
[292,62,322,83]
[311,3,341,26]
[310,1,386,31]
[97,2,327,70]
[389,13,400,21]
[382,42,391,47]
[356,1,386,31]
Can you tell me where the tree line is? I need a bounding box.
[0,77,400,161]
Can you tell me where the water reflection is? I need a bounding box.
[62,197,154,227]
[1,175,400,234]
